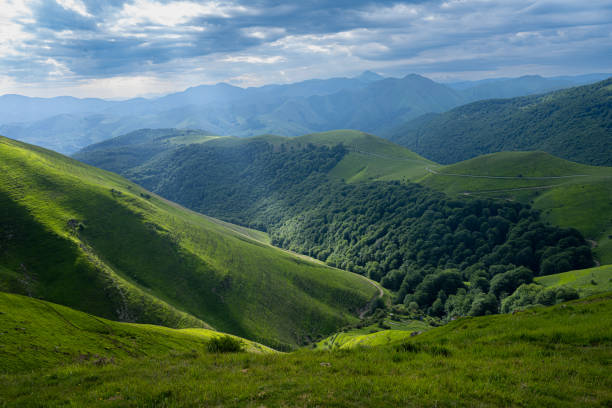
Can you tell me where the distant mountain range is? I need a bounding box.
[389,78,612,166]
[2,71,608,154]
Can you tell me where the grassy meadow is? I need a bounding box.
[1,293,610,407]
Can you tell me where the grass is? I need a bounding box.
[1,293,610,406]
[315,317,431,350]
[0,136,378,349]
[420,151,612,264]
[296,130,435,182]
[198,129,436,183]
[536,265,612,297]
[0,292,272,373]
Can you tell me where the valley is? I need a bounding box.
[0,136,379,350]
[2,1,611,405]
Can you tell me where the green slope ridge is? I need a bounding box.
[296,130,434,182]
[420,151,612,264]
[0,292,272,373]
[0,136,378,349]
[389,77,612,166]
[75,129,434,184]
[535,265,612,297]
[1,293,610,406]
[74,129,595,324]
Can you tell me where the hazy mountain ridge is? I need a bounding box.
[2,72,607,154]
[389,78,612,166]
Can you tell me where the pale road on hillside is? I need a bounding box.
[425,167,590,180]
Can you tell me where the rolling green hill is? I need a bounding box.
[298,130,434,182]
[0,136,379,349]
[0,292,272,373]
[75,129,594,322]
[419,151,612,264]
[535,265,612,297]
[389,78,612,166]
[1,293,610,406]
[76,129,433,184]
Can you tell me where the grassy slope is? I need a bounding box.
[0,136,377,348]
[315,319,431,350]
[75,129,435,185]
[420,151,612,264]
[180,130,436,183]
[295,130,434,182]
[1,293,610,406]
[536,265,612,297]
[0,293,272,373]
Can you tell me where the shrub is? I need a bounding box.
[207,335,244,353]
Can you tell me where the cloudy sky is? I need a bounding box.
[1,0,611,98]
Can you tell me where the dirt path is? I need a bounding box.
[461,185,557,195]
[426,167,590,180]
[349,148,432,164]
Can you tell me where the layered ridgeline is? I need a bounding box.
[76,129,594,317]
[4,72,606,155]
[0,136,379,349]
[388,78,612,166]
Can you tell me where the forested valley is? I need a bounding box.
[106,139,595,318]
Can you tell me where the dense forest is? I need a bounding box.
[117,140,594,317]
[388,78,612,166]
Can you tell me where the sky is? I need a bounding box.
[1,0,611,98]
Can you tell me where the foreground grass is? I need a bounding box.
[1,294,610,407]
[0,293,272,373]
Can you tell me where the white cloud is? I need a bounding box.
[358,3,421,22]
[43,57,73,76]
[241,26,286,40]
[0,0,34,58]
[223,55,286,64]
[113,0,251,29]
[55,0,92,17]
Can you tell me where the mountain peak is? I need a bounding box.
[356,70,383,82]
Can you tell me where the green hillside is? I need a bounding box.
[420,151,612,264]
[0,136,378,349]
[0,292,272,373]
[535,265,612,297]
[297,130,434,182]
[76,129,433,184]
[75,130,595,323]
[1,293,610,406]
[389,78,612,166]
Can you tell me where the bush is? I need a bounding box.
[207,335,244,353]
[469,293,498,316]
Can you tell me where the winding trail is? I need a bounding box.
[425,167,590,180]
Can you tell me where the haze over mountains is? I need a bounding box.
[1,72,609,154]
[390,78,612,166]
